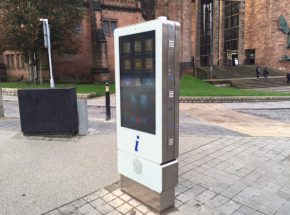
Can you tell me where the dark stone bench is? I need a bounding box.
[18,88,79,135]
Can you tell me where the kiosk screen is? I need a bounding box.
[119,31,156,134]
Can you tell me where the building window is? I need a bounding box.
[224,1,240,65]
[75,23,83,33]
[245,49,255,65]
[5,55,9,67]
[102,20,117,36]
[11,55,15,68]
[16,54,25,68]
[5,54,16,68]
[200,0,213,66]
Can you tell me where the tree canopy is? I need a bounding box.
[0,0,85,57]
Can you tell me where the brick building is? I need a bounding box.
[2,0,145,82]
[155,0,194,70]
[55,0,145,81]
[2,0,290,81]
[155,0,290,72]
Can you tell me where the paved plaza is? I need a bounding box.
[1,96,290,215]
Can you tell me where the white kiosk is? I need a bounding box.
[114,17,180,212]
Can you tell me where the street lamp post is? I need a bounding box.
[39,18,54,88]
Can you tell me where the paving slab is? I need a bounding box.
[237,109,290,124]
[0,129,217,215]
[223,101,290,110]
[87,94,116,107]
[42,136,290,215]
[0,131,119,215]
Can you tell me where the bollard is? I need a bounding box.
[0,88,3,117]
[105,82,111,121]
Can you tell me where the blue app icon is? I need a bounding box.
[130,116,136,123]
[140,94,148,107]
[130,94,137,106]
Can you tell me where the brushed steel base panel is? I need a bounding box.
[121,175,175,212]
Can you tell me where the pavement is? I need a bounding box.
[1,95,290,215]
[251,86,290,93]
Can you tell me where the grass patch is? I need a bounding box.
[180,75,290,96]
[0,82,115,96]
[1,75,290,97]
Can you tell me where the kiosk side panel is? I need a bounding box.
[162,21,180,164]
[174,23,181,158]
[161,22,169,163]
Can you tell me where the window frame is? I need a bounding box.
[223,1,240,54]
[101,19,118,36]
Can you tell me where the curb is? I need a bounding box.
[179,96,290,103]
[1,88,97,99]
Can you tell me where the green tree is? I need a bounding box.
[0,0,84,82]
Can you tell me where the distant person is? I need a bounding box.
[256,66,260,80]
[286,72,290,84]
[263,67,269,79]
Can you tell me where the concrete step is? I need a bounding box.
[198,65,286,80]
[232,77,288,89]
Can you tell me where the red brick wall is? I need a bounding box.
[0,55,4,64]
[155,0,193,63]
[53,11,94,80]
[6,68,29,80]
[3,51,50,81]
[3,51,29,80]
[191,2,197,59]
[101,0,138,8]
[101,9,144,80]
[244,0,290,72]
[180,0,193,63]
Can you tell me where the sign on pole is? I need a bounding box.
[42,21,49,49]
[40,18,54,88]
[114,17,180,212]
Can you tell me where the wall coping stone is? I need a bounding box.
[1,88,97,99]
[179,96,290,103]
[2,88,290,103]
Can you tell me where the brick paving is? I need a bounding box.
[179,113,249,137]
[43,136,290,215]
[237,109,290,124]
[225,101,290,126]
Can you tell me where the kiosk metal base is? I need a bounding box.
[121,175,175,212]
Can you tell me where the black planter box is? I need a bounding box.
[18,88,79,135]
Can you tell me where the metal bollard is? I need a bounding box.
[0,88,3,117]
[105,82,111,121]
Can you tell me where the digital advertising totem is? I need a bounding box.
[114,17,180,212]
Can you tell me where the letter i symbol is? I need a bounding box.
[135,135,140,152]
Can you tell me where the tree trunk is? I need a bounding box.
[33,52,39,84]
[39,51,43,85]
[33,52,36,83]
[28,52,33,82]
